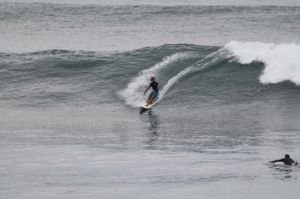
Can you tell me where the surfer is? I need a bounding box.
[144,76,159,106]
[270,154,299,166]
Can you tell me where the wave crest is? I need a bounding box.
[225,41,300,85]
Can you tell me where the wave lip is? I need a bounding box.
[225,41,300,85]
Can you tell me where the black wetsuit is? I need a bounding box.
[150,81,159,92]
[271,157,296,165]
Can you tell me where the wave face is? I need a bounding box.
[0,41,299,108]
[118,52,198,107]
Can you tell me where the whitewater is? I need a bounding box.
[1,1,300,199]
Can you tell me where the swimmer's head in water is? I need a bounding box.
[285,154,290,158]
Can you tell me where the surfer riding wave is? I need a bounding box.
[144,77,159,107]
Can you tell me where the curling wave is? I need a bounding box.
[119,41,300,107]
[225,41,300,85]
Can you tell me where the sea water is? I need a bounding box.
[0,1,300,198]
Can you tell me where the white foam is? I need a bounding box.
[224,41,300,85]
[118,52,195,107]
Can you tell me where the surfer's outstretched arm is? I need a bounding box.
[270,159,284,163]
[269,154,296,165]
[144,85,150,95]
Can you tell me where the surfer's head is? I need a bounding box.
[150,76,155,82]
[285,154,290,158]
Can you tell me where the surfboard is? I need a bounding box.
[139,104,152,114]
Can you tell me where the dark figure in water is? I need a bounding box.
[144,76,159,106]
[270,154,299,166]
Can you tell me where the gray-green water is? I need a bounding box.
[1,1,300,198]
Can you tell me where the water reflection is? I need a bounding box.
[267,163,299,180]
[140,111,160,146]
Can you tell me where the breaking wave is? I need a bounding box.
[119,41,300,107]
[224,41,300,85]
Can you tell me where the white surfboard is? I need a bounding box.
[139,104,153,114]
[141,104,152,109]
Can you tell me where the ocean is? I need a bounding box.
[1,1,300,198]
